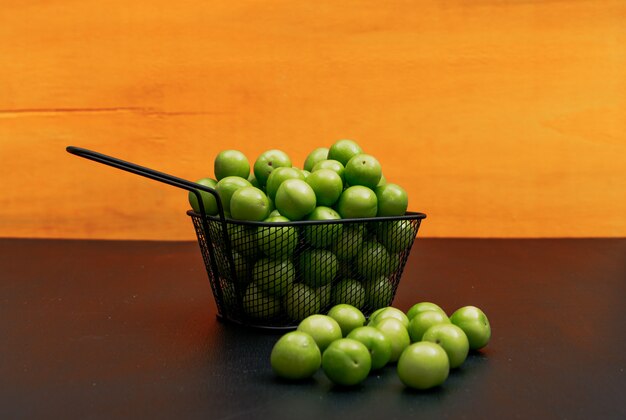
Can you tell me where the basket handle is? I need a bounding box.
[66,146,236,305]
[66,146,226,217]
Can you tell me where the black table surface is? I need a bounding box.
[1,238,625,419]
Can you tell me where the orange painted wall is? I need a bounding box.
[0,0,625,239]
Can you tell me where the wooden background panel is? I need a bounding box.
[0,0,625,239]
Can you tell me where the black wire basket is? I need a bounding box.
[67,146,426,330]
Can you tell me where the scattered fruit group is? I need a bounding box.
[269,302,492,390]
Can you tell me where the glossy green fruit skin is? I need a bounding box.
[304,147,330,172]
[327,304,366,337]
[328,139,363,166]
[375,183,408,217]
[369,307,409,329]
[450,306,492,350]
[216,176,252,213]
[407,311,451,343]
[188,178,218,215]
[253,149,292,187]
[344,154,382,190]
[311,159,345,182]
[266,167,305,201]
[306,169,343,207]
[337,186,378,219]
[397,342,449,390]
[347,326,392,370]
[229,186,271,221]
[214,150,250,181]
[374,317,410,362]
[322,338,371,386]
[406,302,447,321]
[270,331,321,380]
[297,314,342,352]
[422,324,470,369]
[274,179,317,221]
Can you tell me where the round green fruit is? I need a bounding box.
[369,307,388,323]
[397,342,449,390]
[328,139,363,166]
[303,147,329,172]
[322,338,371,386]
[265,167,305,201]
[347,326,392,370]
[407,310,450,343]
[306,169,343,207]
[270,331,321,380]
[344,154,382,190]
[274,179,317,221]
[422,324,469,369]
[406,302,447,321]
[216,176,252,214]
[374,317,410,362]
[297,314,342,352]
[376,183,408,217]
[214,150,250,181]
[327,304,365,337]
[449,305,491,350]
[369,306,408,329]
[337,186,378,219]
[189,177,218,215]
[229,186,271,221]
[311,159,345,182]
[253,149,292,187]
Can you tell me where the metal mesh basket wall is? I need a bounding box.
[189,212,424,330]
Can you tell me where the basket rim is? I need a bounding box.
[186,210,426,226]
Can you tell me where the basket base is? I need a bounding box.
[215,313,297,333]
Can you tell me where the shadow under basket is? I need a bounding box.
[189,211,426,331]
